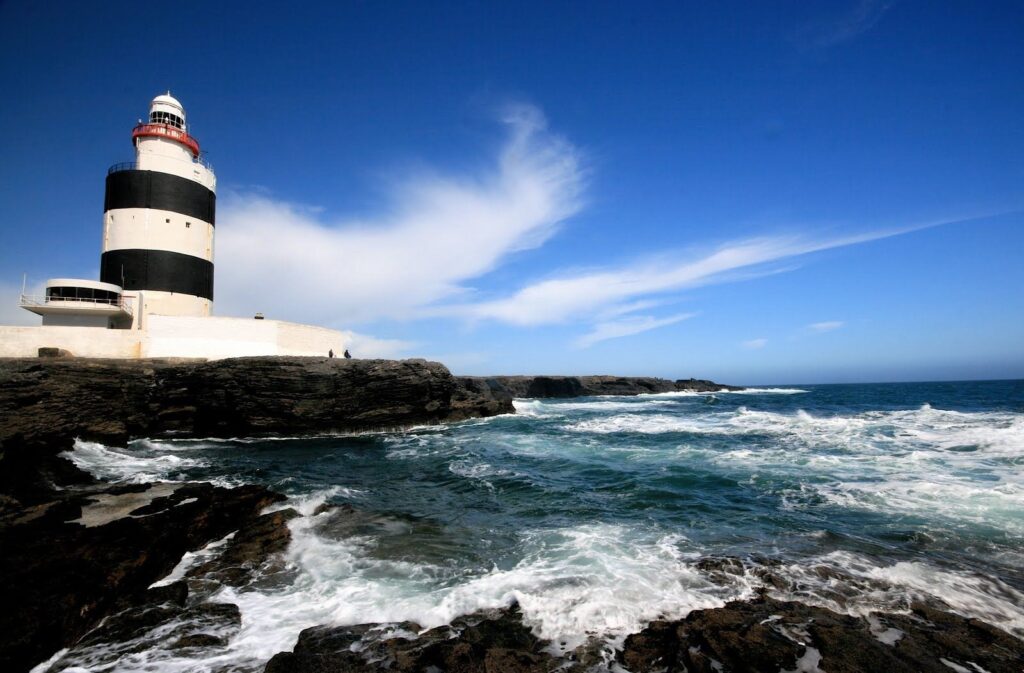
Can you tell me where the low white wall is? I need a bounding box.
[277,320,348,356]
[0,316,345,360]
[0,326,143,358]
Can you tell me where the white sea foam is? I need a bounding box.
[720,387,809,395]
[63,440,208,483]
[760,551,1024,638]
[562,403,1024,532]
[565,413,728,435]
[149,532,236,588]
[172,520,750,666]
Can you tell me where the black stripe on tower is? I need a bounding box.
[101,249,214,301]
[105,170,216,225]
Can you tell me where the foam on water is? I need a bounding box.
[63,440,209,483]
[46,381,1024,671]
[761,551,1024,638]
[720,387,810,395]
[198,517,749,663]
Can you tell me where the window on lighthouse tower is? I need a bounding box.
[150,110,184,129]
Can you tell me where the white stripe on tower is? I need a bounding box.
[100,93,217,318]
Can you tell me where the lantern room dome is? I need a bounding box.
[149,93,186,129]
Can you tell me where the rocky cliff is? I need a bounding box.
[0,357,513,448]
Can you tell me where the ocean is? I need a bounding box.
[56,380,1024,672]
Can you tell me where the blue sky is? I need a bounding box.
[1,1,1022,384]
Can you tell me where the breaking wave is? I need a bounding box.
[49,380,1024,671]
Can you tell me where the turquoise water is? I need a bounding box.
[66,380,1024,671]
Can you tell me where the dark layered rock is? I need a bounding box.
[619,596,1024,673]
[264,604,562,673]
[0,480,283,673]
[474,375,741,399]
[262,595,1024,673]
[0,357,513,509]
[187,507,301,586]
[0,357,514,447]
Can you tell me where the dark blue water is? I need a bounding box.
[66,380,1024,671]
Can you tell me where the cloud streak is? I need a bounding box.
[809,320,844,332]
[743,338,768,350]
[799,0,892,48]
[574,312,695,349]
[439,228,919,328]
[215,104,583,326]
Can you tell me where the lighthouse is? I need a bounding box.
[8,91,345,360]
[100,93,217,321]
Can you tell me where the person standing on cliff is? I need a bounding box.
[328,349,334,358]
[344,349,352,359]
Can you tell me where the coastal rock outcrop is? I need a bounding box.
[264,604,563,673]
[619,596,1024,673]
[0,357,514,508]
[473,375,741,398]
[0,480,283,673]
[0,356,514,447]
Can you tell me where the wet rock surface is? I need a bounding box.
[187,507,301,586]
[262,597,1024,673]
[475,375,742,398]
[619,596,1024,673]
[264,604,564,673]
[0,480,282,673]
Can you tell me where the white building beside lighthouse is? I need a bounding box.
[2,93,345,359]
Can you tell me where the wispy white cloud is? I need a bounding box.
[799,0,892,48]
[210,99,976,351]
[215,104,583,326]
[743,338,768,350]
[574,312,695,349]
[441,228,919,328]
[809,320,844,332]
[338,330,415,358]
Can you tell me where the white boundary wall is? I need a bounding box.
[0,316,344,360]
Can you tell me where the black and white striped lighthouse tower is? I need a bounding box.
[100,93,216,321]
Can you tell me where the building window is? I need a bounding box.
[149,111,184,129]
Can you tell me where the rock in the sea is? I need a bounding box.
[0,480,282,673]
[619,596,1024,673]
[264,604,562,673]
[187,507,301,586]
[472,375,741,398]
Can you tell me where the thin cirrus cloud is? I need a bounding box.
[215,104,584,327]
[574,312,696,349]
[438,227,928,333]
[213,101,969,352]
[743,338,768,350]
[809,321,844,332]
[797,0,892,48]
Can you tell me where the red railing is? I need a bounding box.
[132,122,201,157]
